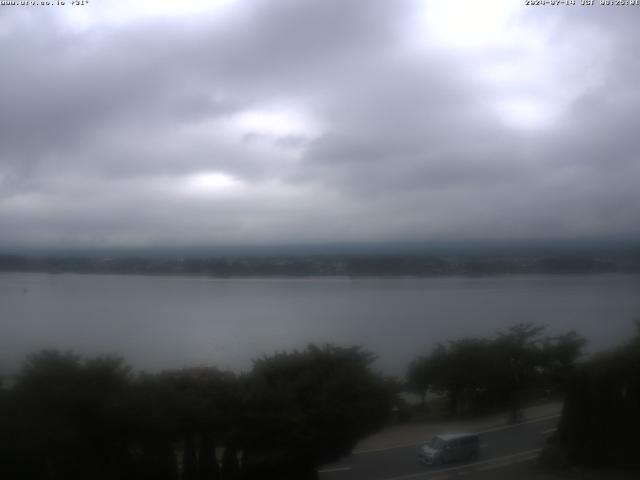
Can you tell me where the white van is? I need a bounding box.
[418,433,479,466]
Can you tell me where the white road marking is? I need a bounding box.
[378,448,542,480]
[479,443,489,448]
[352,413,560,455]
[317,466,352,473]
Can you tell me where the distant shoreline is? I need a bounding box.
[1,252,639,278]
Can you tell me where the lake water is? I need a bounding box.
[1,273,639,376]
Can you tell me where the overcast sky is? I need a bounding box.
[1,0,639,251]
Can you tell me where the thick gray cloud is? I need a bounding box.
[0,0,638,249]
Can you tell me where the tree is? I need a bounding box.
[407,323,586,419]
[6,351,134,480]
[556,323,640,468]
[240,344,391,479]
[128,367,238,480]
[406,356,432,406]
[199,434,220,480]
[495,323,547,422]
[221,444,241,480]
[540,331,586,390]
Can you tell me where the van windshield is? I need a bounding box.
[428,437,446,450]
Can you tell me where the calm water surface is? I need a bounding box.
[1,273,639,376]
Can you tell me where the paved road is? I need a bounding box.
[318,414,559,480]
